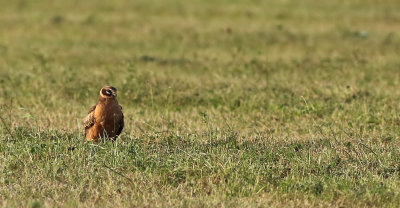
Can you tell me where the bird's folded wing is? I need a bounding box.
[116,112,124,136]
[84,105,97,128]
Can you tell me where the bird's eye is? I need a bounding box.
[106,90,112,95]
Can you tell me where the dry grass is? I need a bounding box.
[1,0,400,207]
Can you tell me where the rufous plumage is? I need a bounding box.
[84,86,124,142]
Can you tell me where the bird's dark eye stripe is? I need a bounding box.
[102,89,114,95]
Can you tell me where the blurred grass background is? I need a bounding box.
[1,0,400,207]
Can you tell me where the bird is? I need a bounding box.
[84,86,124,142]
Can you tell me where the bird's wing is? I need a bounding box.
[84,105,97,130]
[116,106,124,137]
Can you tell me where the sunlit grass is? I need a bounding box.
[1,0,400,207]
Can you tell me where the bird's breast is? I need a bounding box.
[94,102,122,122]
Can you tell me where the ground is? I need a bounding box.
[1,0,400,207]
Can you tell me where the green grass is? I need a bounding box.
[1,0,400,207]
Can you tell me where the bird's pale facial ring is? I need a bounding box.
[100,86,117,98]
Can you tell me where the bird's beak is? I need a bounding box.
[112,91,117,97]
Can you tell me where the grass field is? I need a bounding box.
[1,0,400,207]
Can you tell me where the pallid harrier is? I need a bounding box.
[84,86,124,142]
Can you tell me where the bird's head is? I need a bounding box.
[100,86,118,98]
